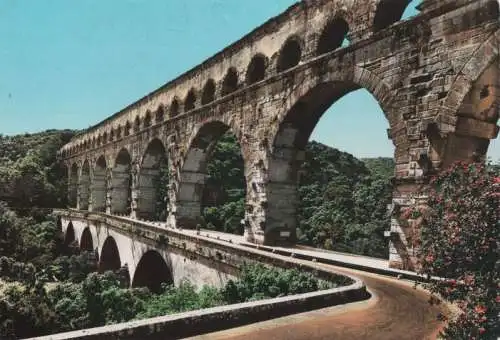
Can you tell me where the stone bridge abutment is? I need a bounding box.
[58,0,500,270]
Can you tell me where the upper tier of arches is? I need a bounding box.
[61,0,421,158]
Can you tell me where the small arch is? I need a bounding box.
[69,163,78,208]
[92,137,96,148]
[144,111,152,128]
[316,18,350,55]
[155,105,165,123]
[80,228,94,252]
[124,121,131,136]
[132,250,173,293]
[134,116,141,133]
[374,0,413,32]
[116,125,122,139]
[111,148,132,215]
[277,36,302,72]
[138,139,168,220]
[109,130,115,142]
[184,88,197,112]
[201,79,216,105]
[80,160,91,210]
[93,156,107,212]
[221,68,239,96]
[170,98,180,118]
[246,54,267,85]
[99,236,121,272]
[103,132,108,144]
[64,222,76,246]
[97,135,102,147]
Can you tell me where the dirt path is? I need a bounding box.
[187,265,448,340]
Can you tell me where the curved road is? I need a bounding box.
[188,264,448,340]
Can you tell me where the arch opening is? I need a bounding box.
[80,227,94,252]
[93,156,107,212]
[201,79,216,105]
[111,149,132,215]
[80,160,91,210]
[316,18,350,55]
[69,164,78,208]
[266,81,393,261]
[221,68,238,96]
[170,98,180,118]
[156,105,164,123]
[277,37,302,73]
[176,122,246,233]
[144,111,152,128]
[134,117,141,133]
[132,251,173,293]
[374,0,414,32]
[246,54,267,85]
[138,139,169,221]
[99,236,121,272]
[64,222,76,246]
[185,89,197,112]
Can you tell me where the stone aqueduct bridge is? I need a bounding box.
[58,0,500,270]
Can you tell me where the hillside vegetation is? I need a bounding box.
[202,133,393,258]
[0,130,76,209]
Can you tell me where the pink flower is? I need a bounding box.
[495,296,500,303]
[479,327,486,334]
[474,305,487,314]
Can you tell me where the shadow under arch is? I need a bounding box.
[175,120,246,230]
[112,148,132,215]
[80,227,94,252]
[99,236,121,272]
[265,79,395,246]
[132,250,173,293]
[80,160,91,210]
[93,156,107,212]
[69,163,78,208]
[64,221,76,246]
[137,138,169,220]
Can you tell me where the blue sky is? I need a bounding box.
[0,0,498,160]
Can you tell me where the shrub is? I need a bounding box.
[416,162,499,339]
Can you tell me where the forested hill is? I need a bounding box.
[0,130,77,209]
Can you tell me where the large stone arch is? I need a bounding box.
[99,236,122,272]
[111,148,132,215]
[433,29,500,168]
[93,155,107,212]
[137,138,169,220]
[255,65,396,246]
[169,118,247,229]
[79,160,91,210]
[131,250,173,293]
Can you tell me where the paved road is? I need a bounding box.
[188,266,447,340]
[138,223,448,339]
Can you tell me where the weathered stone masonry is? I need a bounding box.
[59,0,500,270]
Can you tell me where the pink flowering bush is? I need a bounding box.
[416,162,499,339]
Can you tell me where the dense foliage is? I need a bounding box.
[200,133,393,258]
[0,130,76,209]
[412,162,499,339]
